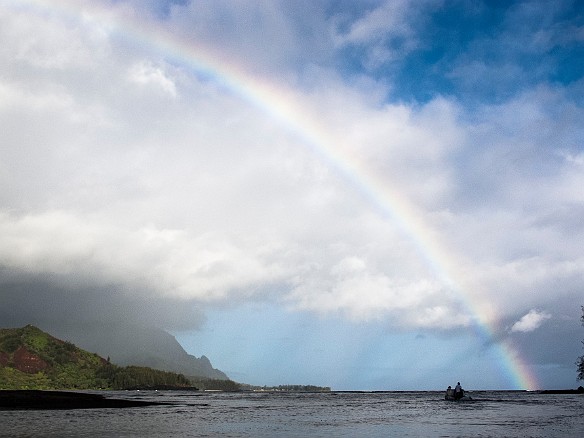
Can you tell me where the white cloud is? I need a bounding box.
[511,309,552,333]
[0,2,105,70]
[160,0,333,78]
[560,151,584,166]
[128,62,177,97]
[332,0,440,68]
[0,211,288,301]
[336,0,414,45]
[0,0,582,337]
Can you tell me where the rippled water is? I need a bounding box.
[1,390,583,437]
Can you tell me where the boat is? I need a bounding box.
[445,393,473,401]
[444,386,472,401]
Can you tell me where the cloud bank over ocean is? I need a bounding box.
[1,0,583,390]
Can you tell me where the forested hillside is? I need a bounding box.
[0,325,194,390]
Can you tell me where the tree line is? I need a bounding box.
[577,306,584,381]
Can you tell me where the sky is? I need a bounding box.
[0,0,583,390]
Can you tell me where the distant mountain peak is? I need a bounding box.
[46,323,229,381]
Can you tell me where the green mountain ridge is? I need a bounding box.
[0,325,195,390]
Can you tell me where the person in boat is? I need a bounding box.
[454,382,464,400]
[445,385,454,400]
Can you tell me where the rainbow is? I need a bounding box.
[16,0,538,389]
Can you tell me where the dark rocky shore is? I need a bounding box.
[0,390,169,410]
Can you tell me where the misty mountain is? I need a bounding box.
[0,273,227,380]
[49,323,229,381]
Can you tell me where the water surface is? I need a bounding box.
[1,390,582,437]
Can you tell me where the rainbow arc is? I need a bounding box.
[19,0,538,389]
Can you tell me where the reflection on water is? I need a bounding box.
[1,390,583,437]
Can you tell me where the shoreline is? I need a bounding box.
[0,390,170,410]
[536,387,584,395]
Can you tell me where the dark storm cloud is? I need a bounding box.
[0,268,204,332]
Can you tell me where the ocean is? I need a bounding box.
[1,390,582,437]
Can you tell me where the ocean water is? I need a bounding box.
[1,390,583,437]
